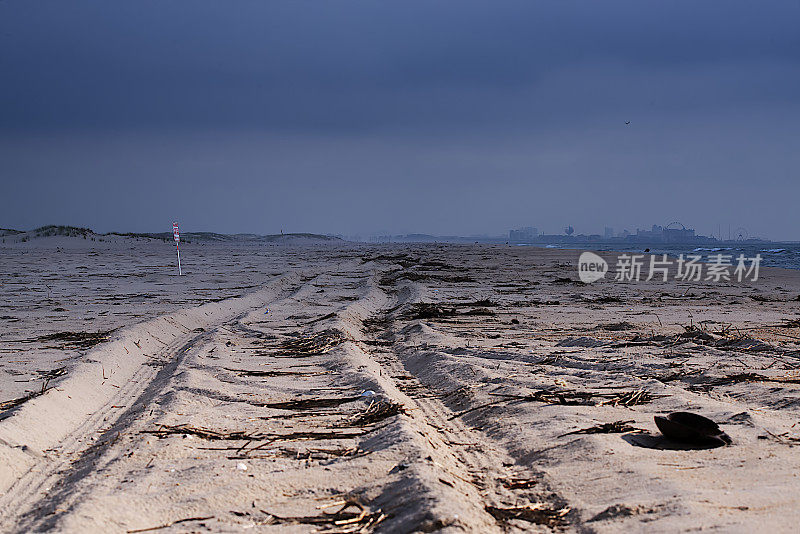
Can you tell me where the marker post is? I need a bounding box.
[173,222,182,276]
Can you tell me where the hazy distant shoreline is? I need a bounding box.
[3,225,799,269]
[0,225,342,245]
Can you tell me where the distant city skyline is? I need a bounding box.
[506,222,768,242]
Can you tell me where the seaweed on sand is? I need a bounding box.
[141,424,368,442]
[361,305,401,334]
[361,253,418,267]
[559,420,643,437]
[263,395,362,411]
[583,295,623,304]
[0,381,55,415]
[461,307,496,316]
[552,277,585,286]
[485,503,570,527]
[597,389,661,407]
[127,515,215,533]
[37,366,67,380]
[500,478,538,490]
[705,372,800,387]
[349,399,407,426]
[35,330,112,349]
[223,367,329,377]
[449,387,664,420]
[453,299,499,308]
[379,270,475,286]
[402,303,458,320]
[231,445,368,461]
[596,322,635,331]
[273,329,347,357]
[402,302,496,320]
[264,499,386,532]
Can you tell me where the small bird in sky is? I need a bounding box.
[625,121,631,125]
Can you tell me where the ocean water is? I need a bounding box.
[535,243,800,271]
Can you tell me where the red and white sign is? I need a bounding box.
[172,222,180,243]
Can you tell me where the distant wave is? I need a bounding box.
[515,242,800,270]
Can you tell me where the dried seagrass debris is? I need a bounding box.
[485,503,570,527]
[223,367,329,377]
[0,380,56,415]
[598,389,662,407]
[141,424,253,441]
[448,389,593,421]
[37,366,67,380]
[559,420,644,437]
[264,499,386,533]
[349,399,407,426]
[449,387,664,420]
[141,424,368,442]
[596,321,636,331]
[587,504,658,522]
[402,301,497,320]
[35,330,112,349]
[360,253,417,266]
[230,445,368,461]
[761,429,800,445]
[273,329,347,357]
[461,307,496,316]
[457,299,499,307]
[403,303,458,320]
[126,515,215,533]
[706,372,800,387]
[380,270,475,286]
[264,395,363,411]
[500,478,538,490]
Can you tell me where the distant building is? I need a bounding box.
[502,222,715,245]
[663,226,696,242]
[636,224,664,240]
[509,227,538,242]
[629,224,700,243]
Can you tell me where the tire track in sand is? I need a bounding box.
[331,275,570,532]
[6,265,568,533]
[0,275,308,533]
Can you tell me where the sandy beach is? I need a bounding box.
[1,238,800,532]
[4,0,800,530]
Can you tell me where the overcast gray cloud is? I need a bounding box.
[1,1,799,239]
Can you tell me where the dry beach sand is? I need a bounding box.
[2,238,800,532]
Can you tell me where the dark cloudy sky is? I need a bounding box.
[2,1,799,239]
